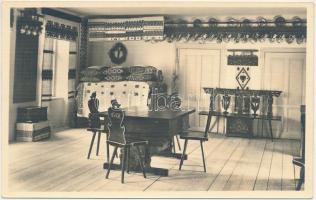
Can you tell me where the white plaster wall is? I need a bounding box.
[8,9,38,142]
[87,37,306,140]
[87,40,305,93]
[88,41,176,93]
[8,11,81,142]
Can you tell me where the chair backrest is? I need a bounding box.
[87,97,101,128]
[88,97,99,113]
[300,105,305,161]
[107,107,126,145]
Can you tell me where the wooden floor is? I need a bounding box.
[7,128,301,192]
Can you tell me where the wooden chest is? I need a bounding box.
[17,106,47,123]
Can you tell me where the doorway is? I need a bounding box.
[178,48,221,131]
[263,51,306,139]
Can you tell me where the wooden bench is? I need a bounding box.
[201,88,282,140]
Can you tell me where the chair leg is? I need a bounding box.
[96,131,101,156]
[175,135,181,150]
[296,167,304,190]
[293,164,296,188]
[106,146,118,179]
[179,139,188,170]
[200,140,206,172]
[126,146,130,174]
[106,142,110,163]
[136,146,146,178]
[121,147,127,183]
[269,119,273,142]
[87,131,97,159]
[144,144,150,165]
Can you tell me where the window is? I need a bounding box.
[41,38,77,102]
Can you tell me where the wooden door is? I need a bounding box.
[178,48,221,131]
[263,52,305,139]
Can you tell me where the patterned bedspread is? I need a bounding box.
[76,81,150,117]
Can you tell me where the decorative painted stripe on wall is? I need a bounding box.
[68,69,76,79]
[42,70,53,80]
[43,49,54,54]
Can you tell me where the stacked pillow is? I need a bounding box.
[79,66,106,82]
[126,66,160,81]
[80,65,163,82]
[102,66,129,81]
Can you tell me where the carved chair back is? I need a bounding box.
[87,95,101,128]
[107,107,126,145]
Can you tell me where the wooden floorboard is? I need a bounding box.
[234,139,267,190]
[207,138,249,191]
[146,137,241,191]
[267,140,283,190]
[281,140,295,190]
[223,139,266,190]
[9,128,86,163]
[253,141,274,190]
[6,128,299,192]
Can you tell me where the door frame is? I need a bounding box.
[260,48,306,90]
[175,44,223,131]
[261,48,306,139]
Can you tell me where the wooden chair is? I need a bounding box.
[179,131,208,172]
[105,106,148,183]
[292,105,305,190]
[86,92,113,161]
[86,113,110,161]
[179,95,208,172]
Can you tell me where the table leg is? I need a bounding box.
[216,116,220,134]
[156,136,187,160]
[261,118,264,138]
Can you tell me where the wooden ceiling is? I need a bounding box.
[57,3,307,18]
